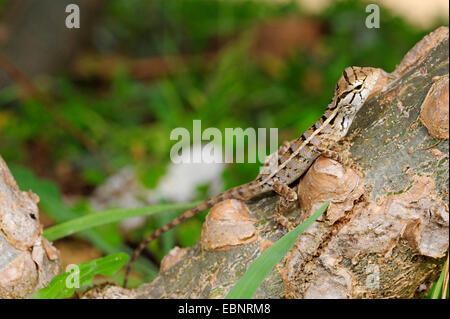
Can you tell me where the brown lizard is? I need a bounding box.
[123,66,381,287]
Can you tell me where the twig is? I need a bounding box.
[418,139,442,151]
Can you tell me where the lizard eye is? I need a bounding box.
[355,84,363,90]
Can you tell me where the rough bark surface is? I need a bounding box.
[0,156,61,298]
[89,27,449,299]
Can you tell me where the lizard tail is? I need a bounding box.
[123,185,251,288]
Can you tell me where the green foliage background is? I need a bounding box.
[0,0,445,288]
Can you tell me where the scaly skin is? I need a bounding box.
[123,66,381,287]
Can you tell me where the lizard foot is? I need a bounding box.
[273,182,298,231]
[317,147,365,176]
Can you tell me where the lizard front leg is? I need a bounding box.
[272,181,298,230]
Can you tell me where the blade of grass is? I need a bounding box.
[442,255,449,299]
[43,201,202,241]
[33,253,129,299]
[226,202,329,299]
[430,261,446,299]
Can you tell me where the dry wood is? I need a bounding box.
[0,157,61,298]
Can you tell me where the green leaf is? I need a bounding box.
[33,253,129,299]
[43,201,201,241]
[427,260,447,299]
[226,202,329,299]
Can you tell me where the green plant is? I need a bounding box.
[426,257,449,299]
[44,201,201,241]
[33,253,129,299]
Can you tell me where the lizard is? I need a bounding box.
[123,66,381,287]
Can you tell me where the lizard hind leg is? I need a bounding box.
[317,146,363,175]
[317,147,352,166]
[272,181,298,230]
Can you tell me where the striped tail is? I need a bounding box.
[123,183,257,288]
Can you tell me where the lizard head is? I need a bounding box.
[331,66,381,116]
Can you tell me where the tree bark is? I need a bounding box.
[0,156,61,298]
[89,26,449,299]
